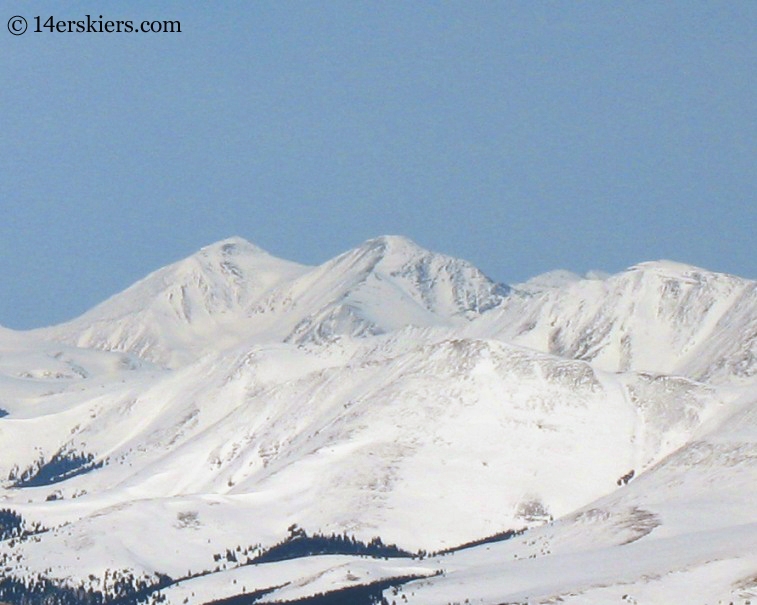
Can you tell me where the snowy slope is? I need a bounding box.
[478,260,757,385]
[386,385,757,605]
[1,237,756,605]
[39,236,508,367]
[275,235,509,344]
[35,237,310,368]
[0,334,739,594]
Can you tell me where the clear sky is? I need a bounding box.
[1,1,755,329]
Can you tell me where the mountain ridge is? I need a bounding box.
[1,235,755,605]
[36,235,511,366]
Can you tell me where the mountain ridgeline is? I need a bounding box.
[0,235,755,605]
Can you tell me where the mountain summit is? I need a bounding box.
[38,237,310,366]
[481,259,757,384]
[39,235,510,366]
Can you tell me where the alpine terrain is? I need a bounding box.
[1,235,755,605]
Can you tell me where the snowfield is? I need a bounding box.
[1,236,756,604]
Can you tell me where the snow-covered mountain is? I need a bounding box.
[36,237,310,367]
[2,236,756,605]
[39,235,508,367]
[383,384,757,605]
[479,260,757,385]
[272,235,509,345]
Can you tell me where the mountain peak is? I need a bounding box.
[354,234,427,260]
[198,236,271,258]
[628,259,710,278]
[364,234,419,248]
[37,237,310,367]
[621,260,756,289]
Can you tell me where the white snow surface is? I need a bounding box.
[1,235,756,604]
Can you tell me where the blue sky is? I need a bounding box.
[1,1,755,329]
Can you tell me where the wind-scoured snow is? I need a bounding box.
[477,259,757,385]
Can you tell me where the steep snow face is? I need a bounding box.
[25,246,757,383]
[483,260,757,384]
[275,235,510,344]
[39,236,509,365]
[37,238,311,367]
